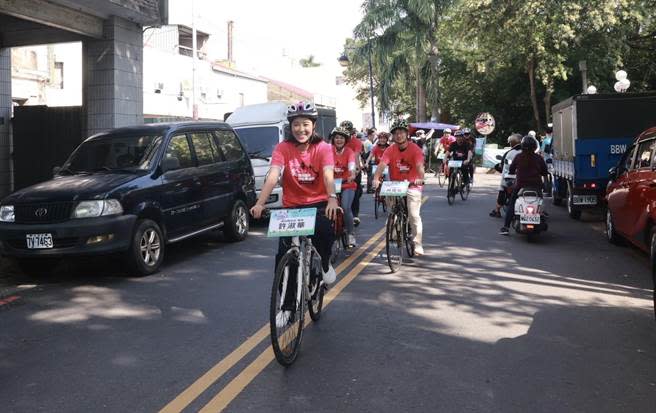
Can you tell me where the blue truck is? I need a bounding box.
[551,93,656,219]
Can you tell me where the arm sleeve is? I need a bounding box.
[320,143,334,169]
[380,146,393,165]
[348,149,356,171]
[509,157,518,174]
[270,144,285,167]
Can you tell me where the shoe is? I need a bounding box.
[322,264,336,285]
[499,227,509,236]
[348,234,356,248]
[275,310,291,328]
[414,245,424,256]
[353,217,360,227]
[489,210,501,218]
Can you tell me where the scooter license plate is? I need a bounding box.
[520,214,540,224]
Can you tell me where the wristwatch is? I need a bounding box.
[329,194,337,199]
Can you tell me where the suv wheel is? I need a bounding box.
[124,219,164,276]
[606,209,622,245]
[224,200,249,242]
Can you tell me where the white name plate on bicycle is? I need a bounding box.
[267,208,317,237]
[380,181,409,196]
[334,178,342,194]
[448,160,463,168]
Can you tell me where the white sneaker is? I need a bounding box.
[275,310,291,328]
[348,234,356,247]
[322,264,336,285]
[414,245,425,256]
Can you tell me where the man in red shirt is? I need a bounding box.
[372,119,426,255]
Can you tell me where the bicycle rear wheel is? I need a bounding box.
[461,178,471,201]
[308,250,325,322]
[404,214,415,257]
[270,249,306,366]
[386,212,403,272]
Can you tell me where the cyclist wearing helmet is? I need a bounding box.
[330,126,358,247]
[366,131,390,165]
[342,120,364,226]
[500,135,548,235]
[251,101,340,324]
[372,119,426,256]
[446,130,473,185]
[462,128,476,182]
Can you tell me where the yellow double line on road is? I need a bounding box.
[160,226,387,413]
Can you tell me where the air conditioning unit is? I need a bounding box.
[154,82,164,93]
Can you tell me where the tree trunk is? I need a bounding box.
[416,64,427,122]
[543,86,553,126]
[527,58,542,130]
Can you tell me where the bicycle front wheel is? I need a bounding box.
[461,176,471,201]
[447,173,456,205]
[308,250,325,322]
[270,249,306,366]
[386,212,403,272]
[404,215,415,257]
[374,191,380,220]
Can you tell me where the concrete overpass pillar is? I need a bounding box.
[84,16,143,137]
[0,48,11,197]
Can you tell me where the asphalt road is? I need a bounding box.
[0,172,654,413]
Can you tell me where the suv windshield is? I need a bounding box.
[63,134,163,174]
[235,126,279,159]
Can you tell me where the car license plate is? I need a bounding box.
[26,233,53,249]
[573,195,597,205]
[520,214,540,224]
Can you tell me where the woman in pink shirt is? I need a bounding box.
[250,102,340,326]
[330,126,358,247]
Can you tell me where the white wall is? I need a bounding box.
[143,47,267,120]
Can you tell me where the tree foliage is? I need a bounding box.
[344,0,656,143]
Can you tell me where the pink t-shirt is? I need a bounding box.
[347,138,363,155]
[440,135,456,148]
[380,143,424,190]
[333,146,357,191]
[371,145,387,164]
[271,141,335,207]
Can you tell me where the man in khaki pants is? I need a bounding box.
[372,119,426,255]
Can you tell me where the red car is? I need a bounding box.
[605,126,656,318]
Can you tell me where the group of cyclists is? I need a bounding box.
[249,100,555,363]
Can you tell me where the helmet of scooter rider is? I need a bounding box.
[521,135,538,152]
[507,133,522,146]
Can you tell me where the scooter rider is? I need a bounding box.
[490,134,522,217]
[500,136,548,235]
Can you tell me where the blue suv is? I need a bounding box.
[0,122,256,276]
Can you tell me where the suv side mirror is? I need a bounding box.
[495,154,503,160]
[161,156,181,172]
[608,166,617,180]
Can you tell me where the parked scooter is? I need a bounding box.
[512,188,548,240]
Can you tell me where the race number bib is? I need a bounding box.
[448,160,463,168]
[267,208,317,237]
[380,181,409,197]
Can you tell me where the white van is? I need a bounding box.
[227,102,287,209]
[227,101,336,210]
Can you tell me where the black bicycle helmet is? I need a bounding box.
[340,120,355,133]
[390,119,409,133]
[330,126,351,141]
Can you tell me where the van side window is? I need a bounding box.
[622,145,636,172]
[190,132,219,166]
[636,139,654,169]
[165,134,194,170]
[215,130,245,162]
